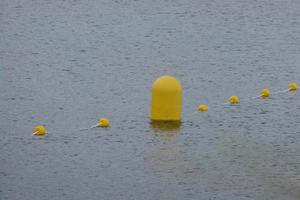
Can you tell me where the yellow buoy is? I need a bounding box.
[99,118,110,127]
[32,125,47,136]
[150,75,182,121]
[90,118,110,128]
[198,104,208,112]
[260,89,270,98]
[229,96,240,105]
[288,82,298,91]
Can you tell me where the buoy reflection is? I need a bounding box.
[150,121,181,141]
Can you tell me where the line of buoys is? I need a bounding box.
[32,77,298,136]
[32,118,110,137]
[197,82,298,113]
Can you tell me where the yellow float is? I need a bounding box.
[260,89,270,98]
[229,96,240,105]
[32,125,47,136]
[91,118,110,128]
[150,76,182,121]
[198,104,208,112]
[288,82,298,91]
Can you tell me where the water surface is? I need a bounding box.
[1,0,300,199]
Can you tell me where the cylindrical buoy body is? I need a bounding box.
[151,76,182,121]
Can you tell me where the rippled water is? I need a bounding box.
[1,0,300,199]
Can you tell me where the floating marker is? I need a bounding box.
[91,118,110,128]
[260,89,270,98]
[150,75,182,121]
[198,104,208,112]
[99,118,110,127]
[32,125,47,136]
[288,82,298,91]
[229,96,240,105]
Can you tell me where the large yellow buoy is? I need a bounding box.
[150,75,182,121]
[32,125,47,136]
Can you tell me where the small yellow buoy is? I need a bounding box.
[150,75,182,121]
[98,118,110,127]
[260,89,270,98]
[198,104,208,112]
[229,96,240,105]
[32,125,47,136]
[91,118,110,128]
[288,82,298,91]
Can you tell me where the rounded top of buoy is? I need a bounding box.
[99,118,110,128]
[198,104,208,112]
[33,125,47,136]
[260,88,270,98]
[229,96,240,104]
[288,82,298,91]
[152,75,182,92]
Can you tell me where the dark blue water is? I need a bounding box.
[1,0,300,199]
